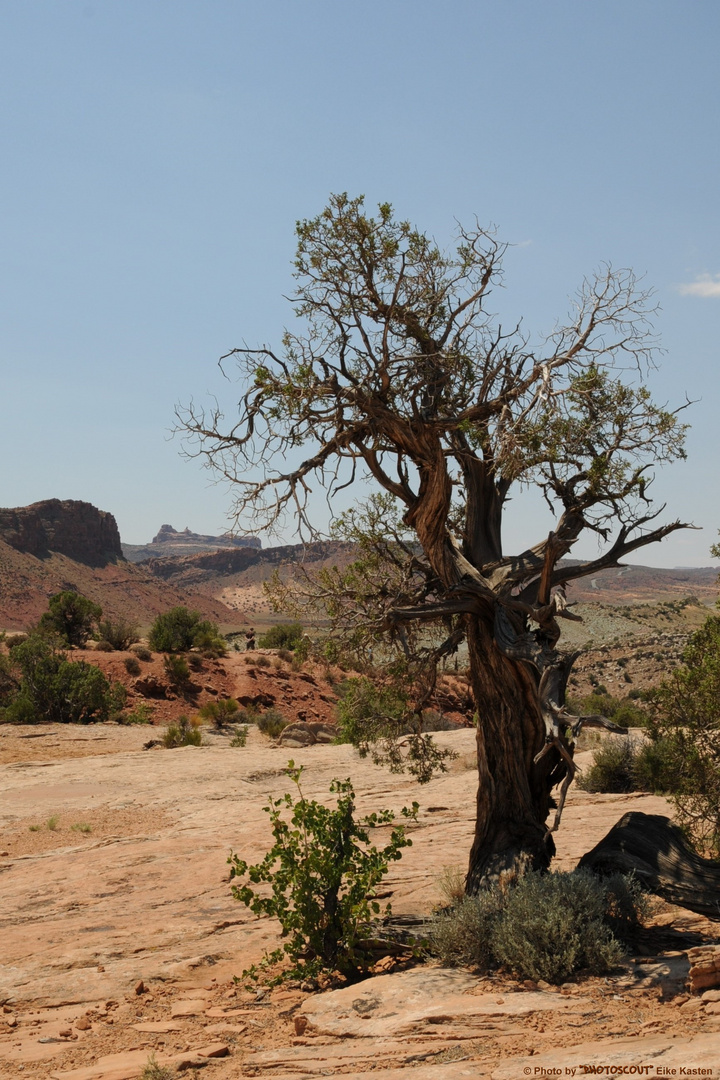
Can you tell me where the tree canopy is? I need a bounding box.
[179,194,690,888]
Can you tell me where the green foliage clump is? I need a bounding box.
[39,591,102,647]
[162,714,203,747]
[230,726,249,747]
[432,870,646,983]
[335,675,455,784]
[97,618,139,652]
[256,708,289,738]
[567,691,647,729]
[642,614,720,857]
[130,645,152,661]
[199,697,240,729]
[228,763,417,979]
[258,622,304,650]
[577,736,643,794]
[148,607,224,655]
[162,654,193,692]
[124,656,141,676]
[1,633,124,724]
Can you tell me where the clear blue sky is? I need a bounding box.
[1,0,718,566]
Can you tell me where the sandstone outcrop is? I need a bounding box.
[0,499,123,567]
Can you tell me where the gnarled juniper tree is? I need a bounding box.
[179,194,690,890]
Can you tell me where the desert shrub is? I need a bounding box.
[4,633,28,649]
[124,656,142,676]
[432,887,503,969]
[162,714,202,748]
[278,648,293,663]
[257,708,289,738]
[97,618,139,652]
[258,622,304,650]
[0,652,19,708]
[2,633,120,724]
[255,655,272,668]
[130,645,152,661]
[199,697,240,729]
[230,726,249,747]
[237,704,260,724]
[632,737,680,794]
[94,639,115,652]
[148,607,223,654]
[642,614,720,856]
[187,653,204,671]
[567,691,647,728]
[163,654,193,692]
[577,736,642,793]
[39,591,102,647]
[228,762,417,979]
[432,870,644,982]
[140,1055,174,1080]
[193,626,227,658]
[117,703,154,725]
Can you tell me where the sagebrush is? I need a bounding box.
[432,869,648,983]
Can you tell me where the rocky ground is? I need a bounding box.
[2,719,720,1080]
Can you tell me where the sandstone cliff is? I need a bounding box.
[0,499,123,567]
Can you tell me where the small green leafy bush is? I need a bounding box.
[162,715,202,748]
[199,697,240,729]
[228,762,417,978]
[230,726,249,747]
[256,708,289,738]
[432,870,646,983]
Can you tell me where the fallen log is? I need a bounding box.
[578,812,720,919]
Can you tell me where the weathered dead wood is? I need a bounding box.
[578,812,720,919]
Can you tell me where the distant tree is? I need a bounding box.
[179,194,690,890]
[148,606,224,655]
[39,591,102,647]
[257,622,304,650]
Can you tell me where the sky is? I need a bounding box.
[0,0,718,567]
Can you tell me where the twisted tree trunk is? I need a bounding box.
[465,615,563,891]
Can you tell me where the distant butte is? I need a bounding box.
[151,523,261,548]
